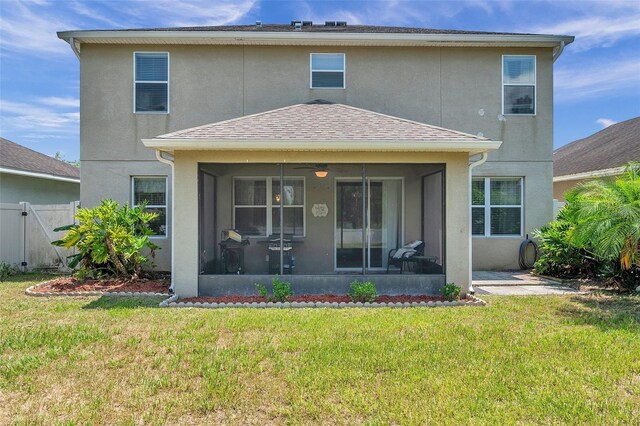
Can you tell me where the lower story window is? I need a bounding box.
[472,177,522,236]
[233,177,305,237]
[132,176,167,236]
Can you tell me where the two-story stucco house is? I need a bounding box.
[58,23,573,297]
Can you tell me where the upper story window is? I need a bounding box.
[502,55,535,115]
[310,53,345,89]
[134,52,169,113]
[132,176,168,237]
[472,177,523,237]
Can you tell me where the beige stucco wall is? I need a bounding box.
[0,173,79,204]
[553,179,585,201]
[79,43,555,280]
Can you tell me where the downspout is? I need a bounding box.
[156,150,176,293]
[69,37,81,60]
[552,41,565,63]
[468,152,488,294]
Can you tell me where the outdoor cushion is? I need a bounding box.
[392,248,417,259]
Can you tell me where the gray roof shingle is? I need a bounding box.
[154,101,489,143]
[65,23,541,36]
[0,138,80,179]
[553,117,640,177]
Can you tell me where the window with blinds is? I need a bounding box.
[134,52,169,113]
[472,177,523,236]
[310,53,345,89]
[502,55,535,115]
[132,176,167,236]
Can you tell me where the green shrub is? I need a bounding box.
[0,262,20,281]
[534,162,640,290]
[272,276,293,302]
[52,199,159,279]
[348,280,377,303]
[441,283,461,301]
[255,276,293,302]
[533,221,598,278]
[255,283,268,298]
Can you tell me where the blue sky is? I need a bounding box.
[1,0,639,161]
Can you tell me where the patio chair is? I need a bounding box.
[387,240,425,273]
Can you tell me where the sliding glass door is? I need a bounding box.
[335,178,402,270]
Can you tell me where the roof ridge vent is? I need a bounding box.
[306,99,333,104]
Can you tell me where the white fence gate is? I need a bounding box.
[0,201,79,271]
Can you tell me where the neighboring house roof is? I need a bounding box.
[0,138,80,182]
[143,100,501,155]
[553,117,640,181]
[58,23,573,49]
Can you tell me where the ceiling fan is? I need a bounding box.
[293,163,331,178]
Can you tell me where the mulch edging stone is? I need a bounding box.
[164,294,487,309]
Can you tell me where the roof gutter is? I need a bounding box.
[467,153,488,294]
[552,40,566,63]
[58,30,574,48]
[69,36,81,60]
[553,166,625,182]
[142,139,502,155]
[0,167,80,183]
[155,150,176,293]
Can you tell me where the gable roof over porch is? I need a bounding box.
[143,101,502,155]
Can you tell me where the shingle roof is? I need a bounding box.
[554,117,640,177]
[155,101,489,143]
[74,24,536,36]
[0,138,80,180]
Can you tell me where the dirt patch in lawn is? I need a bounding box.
[181,294,456,304]
[31,276,170,294]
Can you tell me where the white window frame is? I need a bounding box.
[131,176,168,239]
[501,55,536,116]
[133,51,170,114]
[472,177,523,237]
[310,53,346,89]
[232,176,306,238]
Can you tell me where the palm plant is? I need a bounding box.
[564,162,640,276]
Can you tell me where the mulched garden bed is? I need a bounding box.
[181,294,456,304]
[29,276,170,294]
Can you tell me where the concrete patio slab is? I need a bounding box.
[474,285,580,296]
[472,270,581,296]
[472,270,560,286]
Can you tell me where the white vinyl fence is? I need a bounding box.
[0,201,79,271]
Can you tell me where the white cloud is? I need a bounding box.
[596,118,618,128]
[37,97,80,108]
[555,58,640,101]
[0,0,258,57]
[0,100,79,131]
[530,8,640,51]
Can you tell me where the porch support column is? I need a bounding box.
[279,163,284,275]
[445,155,471,294]
[172,153,199,297]
[361,163,366,275]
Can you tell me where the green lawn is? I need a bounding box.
[1,274,638,425]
